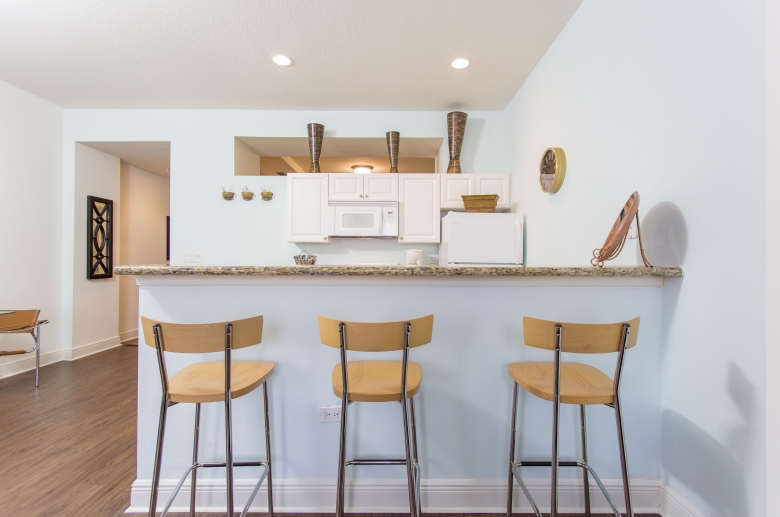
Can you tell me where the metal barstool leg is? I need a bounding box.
[615,397,634,517]
[190,403,201,517]
[336,392,349,517]
[507,382,519,517]
[401,394,417,517]
[550,326,562,517]
[34,327,40,388]
[263,382,274,517]
[149,397,168,517]
[225,393,234,517]
[410,396,421,517]
[580,405,591,517]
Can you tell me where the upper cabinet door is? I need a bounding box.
[329,174,364,201]
[288,174,330,243]
[399,174,441,243]
[441,174,475,210]
[475,175,511,209]
[364,174,399,201]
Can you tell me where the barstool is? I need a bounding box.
[318,314,434,517]
[506,316,640,517]
[0,310,49,387]
[141,315,274,517]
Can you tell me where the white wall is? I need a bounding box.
[504,2,765,516]
[0,79,63,375]
[119,163,170,339]
[62,110,507,268]
[766,0,780,515]
[72,144,121,350]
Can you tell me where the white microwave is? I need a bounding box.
[327,201,398,237]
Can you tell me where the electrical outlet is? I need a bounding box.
[627,224,638,240]
[184,252,202,263]
[319,406,341,423]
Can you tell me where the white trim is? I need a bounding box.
[661,484,708,517]
[0,336,121,380]
[64,336,122,361]
[119,329,138,342]
[128,478,662,514]
[0,349,65,380]
[134,275,665,288]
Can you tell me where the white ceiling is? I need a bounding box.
[0,0,581,111]
[80,141,171,178]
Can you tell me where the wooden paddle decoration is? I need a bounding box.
[591,191,653,267]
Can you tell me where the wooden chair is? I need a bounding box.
[0,310,49,387]
[319,314,434,517]
[506,316,640,517]
[141,315,274,517]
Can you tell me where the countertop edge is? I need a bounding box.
[113,265,683,278]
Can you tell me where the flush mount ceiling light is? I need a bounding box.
[451,58,469,69]
[351,165,373,174]
[272,55,292,66]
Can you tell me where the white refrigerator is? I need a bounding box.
[439,212,524,266]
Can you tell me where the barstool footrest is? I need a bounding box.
[513,460,584,468]
[346,458,408,466]
[512,461,622,517]
[159,460,270,517]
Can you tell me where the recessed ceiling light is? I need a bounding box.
[352,165,373,174]
[272,55,292,66]
[451,58,469,69]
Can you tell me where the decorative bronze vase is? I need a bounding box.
[386,131,400,173]
[307,123,324,173]
[446,111,467,174]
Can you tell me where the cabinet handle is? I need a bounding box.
[360,194,364,198]
[365,194,368,198]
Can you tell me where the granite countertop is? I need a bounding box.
[114,265,682,278]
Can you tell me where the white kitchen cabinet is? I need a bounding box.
[329,174,363,201]
[364,174,398,201]
[287,174,330,243]
[398,173,441,243]
[329,174,398,201]
[440,174,511,211]
[440,174,475,209]
[475,174,511,209]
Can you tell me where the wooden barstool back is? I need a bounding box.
[140,315,273,517]
[523,316,640,354]
[318,314,433,517]
[318,314,433,351]
[507,316,641,517]
[0,309,49,387]
[141,315,263,354]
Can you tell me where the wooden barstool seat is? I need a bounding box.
[331,360,422,402]
[141,315,274,517]
[169,361,275,404]
[507,362,614,405]
[319,314,434,517]
[507,316,641,517]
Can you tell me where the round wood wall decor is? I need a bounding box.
[539,147,566,193]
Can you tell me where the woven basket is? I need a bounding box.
[462,194,499,213]
[294,250,317,265]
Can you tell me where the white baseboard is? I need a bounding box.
[119,329,138,343]
[662,484,708,517]
[64,336,122,361]
[0,349,65,380]
[0,336,122,380]
[128,478,663,514]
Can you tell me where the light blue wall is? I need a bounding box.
[62,109,507,268]
[503,2,766,515]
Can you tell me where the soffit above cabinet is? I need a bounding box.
[236,136,441,175]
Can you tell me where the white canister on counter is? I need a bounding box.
[404,249,423,266]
